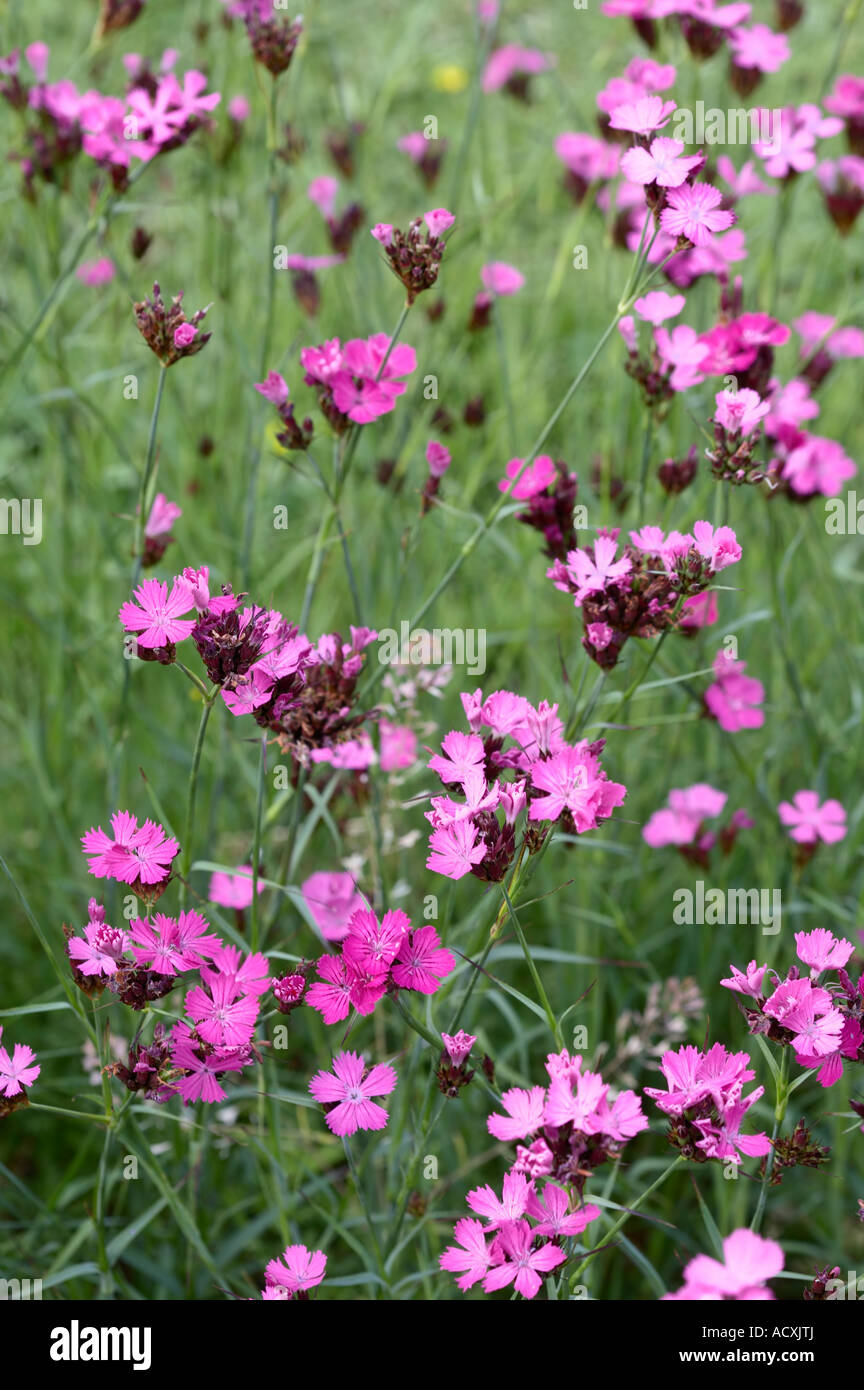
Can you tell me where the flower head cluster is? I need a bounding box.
[425,690,626,881]
[300,333,417,429]
[498,456,580,563]
[241,4,303,77]
[371,208,454,305]
[547,522,742,669]
[488,1048,648,1193]
[708,387,772,484]
[305,906,455,1024]
[645,1043,772,1165]
[643,784,752,868]
[81,811,179,902]
[722,927,862,1088]
[133,283,211,367]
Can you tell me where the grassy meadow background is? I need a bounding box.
[0,0,863,1299]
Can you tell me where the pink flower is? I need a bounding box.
[633,290,685,325]
[428,730,486,785]
[301,870,364,942]
[76,257,115,287]
[0,1040,40,1096]
[254,370,290,407]
[482,1221,566,1299]
[308,1050,397,1136]
[527,1184,600,1240]
[185,970,262,1048]
[391,925,455,994]
[780,434,856,498]
[264,1244,326,1297]
[228,95,250,122]
[173,323,197,348]
[661,183,735,246]
[67,919,130,976]
[498,455,556,498]
[705,650,765,733]
[487,1086,547,1141]
[778,791,847,845]
[565,534,632,602]
[440,1218,498,1291]
[425,440,451,478]
[169,1025,245,1105]
[482,45,550,94]
[728,25,790,75]
[713,388,769,437]
[119,577,196,648]
[794,927,854,975]
[720,960,768,998]
[691,519,741,571]
[481,261,524,296]
[608,95,677,136]
[654,323,709,390]
[129,909,219,974]
[343,907,410,975]
[621,138,702,188]
[665,1228,784,1301]
[81,810,180,886]
[308,175,338,219]
[424,207,454,238]
[379,720,417,770]
[442,1031,476,1067]
[145,493,181,538]
[208,866,265,911]
[467,1171,533,1229]
[529,744,626,829]
[426,819,487,878]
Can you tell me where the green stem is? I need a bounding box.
[179,686,219,908]
[501,882,563,1048]
[249,733,268,952]
[569,1155,685,1288]
[132,365,167,585]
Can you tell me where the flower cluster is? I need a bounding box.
[305,906,455,1024]
[645,1043,772,1165]
[547,521,742,669]
[643,783,752,869]
[722,927,863,1089]
[425,689,626,882]
[133,283,211,367]
[371,208,454,305]
[300,333,417,429]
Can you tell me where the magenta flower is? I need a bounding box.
[795,927,854,975]
[425,440,451,478]
[529,744,626,830]
[705,650,765,733]
[566,534,632,602]
[67,918,130,976]
[263,1244,326,1298]
[426,819,487,878]
[713,387,770,436]
[0,1035,40,1097]
[482,1221,566,1299]
[185,971,261,1048]
[778,791,847,845]
[481,261,524,296]
[254,370,290,407]
[728,24,790,75]
[621,137,702,188]
[119,577,196,648]
[439,1218,498,1292]
[482,45,551,95]
[526,1184,600,1240]
[128,910,219,974]
[665,1228,784,1301]
[467,1171,533,1229]
[487,1086,546,1141]
[81,811,180,886]
[442,1031,476,1068]
[608,95,677,136]
[633,290,685,325]
[308,1050,397,1136]
[208,866,265,911]
[498,454,557,499]
[145,492,182,540]
[661,183,735,246]
[76,256,115,287]
[169,1024,246,1105]
[301,870,364,942]
[428,730,486,786]
[720,960,768,998]
[391,926,455,994]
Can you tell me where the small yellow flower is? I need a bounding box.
[432,64,469,94]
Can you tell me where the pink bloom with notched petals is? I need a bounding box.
[705,649,765,733]
[424,207,454,238]
[442,1031,476,1067]
[780,435,856,498]
[691,519,741,571]
[308,1050,397,1136]
[482,45,551,94]
[498,454,557,499]
[778,791,846,845]
[529,744,626,829]
[81,811,180,885]
[0,1042,40,1096]
[487,1085,547,1141]
[728,25,790,75]
[633,290,685,325]
[428,730,486,785]
[609,95,677,136]
[343,907,410,975]
[185,971,261,1047]
[661,184,735,246]
[254,371,290,407]
[67,920,130,976]
[720,960,768,998]
[145,493,181,538]
[391,925,455,994]
[527,1184,600,1240]
[713,388,769,437]
[379,720,417,770]
[129,909,220,974]
[467,1171,533,1229]
[439,1218,498,1291]
[119,577,196,648]
[621,138,702,188]
[426,819,487,879]
[482,1221,566,1299]
[264,1244,326,1296]
[565,534,632,602]
[795,927,854,976]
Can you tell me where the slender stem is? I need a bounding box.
[179,686,219,908]
[132,365,167,586]
[750,1048,789,1233]
[637,414,653,525]
[568,1155,685,1288]
[249,733,268,952]
[502,882,563,1048]
[494,305,517,452]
